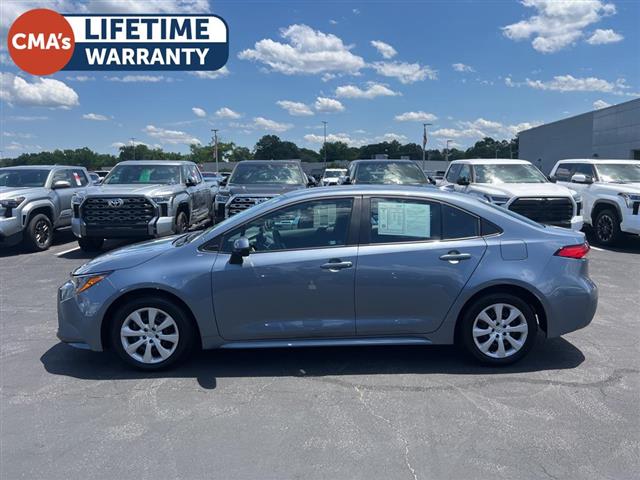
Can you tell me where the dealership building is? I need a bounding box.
[519,98,640,174]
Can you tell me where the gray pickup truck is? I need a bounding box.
[0,165,91,251]
[214,160,311,221]
[72,160,213,251]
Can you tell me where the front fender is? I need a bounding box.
[20,199,57,226]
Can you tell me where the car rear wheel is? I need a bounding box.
[110,296,195,370]
[24,213,53,252]
[461,293,537,366]
[594,208,621,246]
[78,237,104,252]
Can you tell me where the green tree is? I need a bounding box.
[227,146,253,162]
[253,135,300,160]
[298,147,321,163]
[320,141,359,161]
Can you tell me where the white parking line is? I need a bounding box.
[56,246,80,257]
[590,245,605,252]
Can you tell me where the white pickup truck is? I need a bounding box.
[550,159,640,245]
[440,159,583,230]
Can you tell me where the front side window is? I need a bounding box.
[0,169,51,188]
[445,164,461,183]
[474,164,547,184]
[595,163,640,183]
[70,169,88,187]
[457,164,472,183]
[554,164,573,182]
[104,164,181,185]
[229,163,305,185]
[222,198,353,252]
[354,162,428,185]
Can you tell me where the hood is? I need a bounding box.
[73,236,178,275]
[223,184,306,196]
[0,186,47,200]
[597,182,640,194]
[471,182,573,198]
[84,184,181,197]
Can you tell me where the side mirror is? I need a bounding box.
[219,177,228,187]
[548,175,556,183]
[340,176,352,185]
[185,177,197,187]
[230,237,250,264]
[571,173,593,184]
[456,177,470,186]
[52,180,72,189]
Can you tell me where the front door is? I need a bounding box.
[211,196,358,340]
[355,197,487,335]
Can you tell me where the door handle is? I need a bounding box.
[439,251,472,263]
[321,259,353,270]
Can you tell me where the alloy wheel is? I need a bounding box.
[596,214,614,243]
[120,308,180,364]
[472,303,528,359]
[34,219,51,247]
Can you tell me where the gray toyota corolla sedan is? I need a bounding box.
[57,185,597,370]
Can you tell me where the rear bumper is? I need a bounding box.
[546,273,598,338]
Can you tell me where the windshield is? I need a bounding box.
[354,162,427,184]
[323,169,346,178]
[474,164,547,184]
[595,163,640,183]
[229,163,305,185]
[0,169,50,188]
[103,164,181,185]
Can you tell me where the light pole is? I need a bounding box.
[422,123,432,171]
[445,139,452,162]
[211,129,219,173]
[130,137,136,160]
[322,121,328,168]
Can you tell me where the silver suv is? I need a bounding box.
[72,160,213,251]
[0,165,90,251]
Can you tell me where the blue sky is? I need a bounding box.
[1,0,639,157]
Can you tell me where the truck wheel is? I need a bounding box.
[78,237,104,252]
[594,208,621,246]
[175,210,189,234]
[24,214,53,252]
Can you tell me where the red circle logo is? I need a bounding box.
[8,8,75,76]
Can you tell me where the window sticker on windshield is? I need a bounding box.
[378,201,430,237]
[313,204,337,228]
[139,169,152,182]
[73,172,82,186]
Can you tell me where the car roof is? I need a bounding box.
[115,160,194,166]
[0,165,78,170]
[556,159,640,165]
[449,159,531,165]
[351,159,417,164]
[236,160,301,165]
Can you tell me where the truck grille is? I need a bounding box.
[508,197,573,227]
[227,196,273,216]
[81,197,156,226]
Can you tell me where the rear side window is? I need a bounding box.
[442,204,479,239]
[370,198,441,243]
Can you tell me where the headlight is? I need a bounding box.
[216,194,230,204]
[572,193,582,204]
[151,196,172,204]
[71,193,85,205]
[483,195,511,206]
[0,196,25,208]
[71,272,110,294]
[619,193,640,208]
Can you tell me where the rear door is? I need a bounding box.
[355,196,487,335]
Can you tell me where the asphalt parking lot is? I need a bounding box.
[1,229,639,480]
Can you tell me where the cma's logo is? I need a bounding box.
[107,198,124,208]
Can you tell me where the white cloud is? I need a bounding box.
[85,0,210,14]
[432,118,541,140]
[112,140,148,149]
[143,125,201,145]
[253,117,293,133]
[2,131,34,139]
[502,0,617,53]
[335,82,400,99]
[106,75,169,82]
[525,74,628,93]
[277,100,314,116]
[370,40,397,59]
[238,24,366,75]
[314,97,345,112]
[394,111,438,122]
[371,61,437,84]
[82,113,109,121]
[187,66,230,79]
[586,28,623,45]
[215,107,242,119]
[593,99,611,109]
[304,131,408,147]
[0,73,79,109]
[380,133,407,142]
[192,107,207,118]
[66,75,95,82]
[4,141,42,152]
[452,63,475,72]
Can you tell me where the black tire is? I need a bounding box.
[460,293,538,366]
[24,213,53,252]
[175,210,189,234]
[594,208,621,246]
[78,237,104,252]
[110,296,195,371]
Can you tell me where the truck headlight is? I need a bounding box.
[71,272,110,294]
[71,193,85,205]
[483,195,510,206]
[151,196,172,204]
[0,197,25,209]
[216,194,230,204]
[619,193,640,208]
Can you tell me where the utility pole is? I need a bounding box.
[422,123,432,171]
[211,129,219,173]
[130,137,136,160]
[445,139,452,162]
[322,121,328,168]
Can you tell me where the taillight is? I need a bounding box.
[555,242,590,259]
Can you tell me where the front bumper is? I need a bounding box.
[620,208,640,235]
[570,215,584,231]
[72,215,175,239]
[0,216,24,247]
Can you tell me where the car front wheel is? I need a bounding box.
[24,213,53,252]
[110,296,195,370]
[461,293,537,366]
[594,208,621,246]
